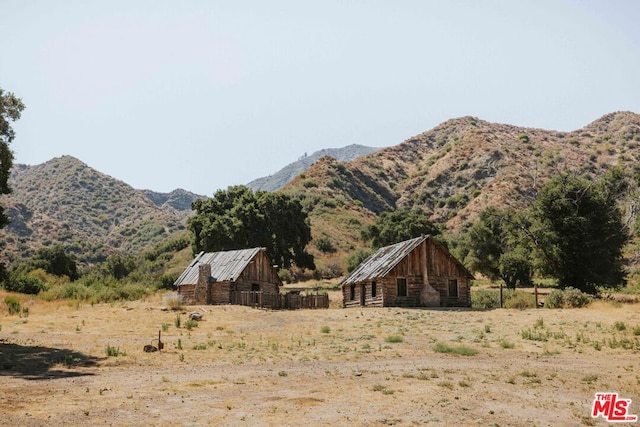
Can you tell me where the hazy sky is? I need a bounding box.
[2,1,639,195]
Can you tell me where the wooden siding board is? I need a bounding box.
[178,284,196,305]
[342,236,473,308]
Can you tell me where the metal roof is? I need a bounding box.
[174,247,264,287]
[341,236,428,286]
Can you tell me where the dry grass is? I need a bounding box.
[1,289,639,426]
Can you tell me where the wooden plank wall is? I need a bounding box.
[381,276,422,307]
[178,284,196,305]
[211,281,231,305]
[342,282,384,308]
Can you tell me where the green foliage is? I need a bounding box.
[38,274,151,303]
[103,254,136,280]
[470,290,501,309]
[4,273,47,295]
[277,268,293,283]
[503,291,535,309]
[544,287,592,308]
[157,274,179,290]
[105,345,125,357]
[184,319,198,330]
[541,289,563,308]
[433,342,478,356]
[12,245,79,281]
[614,321,626,331]
[455,207,532,289]
[499,339,515,349]
[315,236,336,253]
[529,170,627,293]
[459,169,628,294]
[362,209,439,248]
[385,335,404,343]
[562,287,593,308]
[189,186,315,269]
[0,87,25,228]
[39,282,92,301]
[144,235,190,262]
[4,296,21,315]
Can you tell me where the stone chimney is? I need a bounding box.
[195,264,212,304]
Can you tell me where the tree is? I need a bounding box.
[103,254,137,280]
[455,207,532,289]
[6,245,79,293]
[32,245,80,280]
[528,171,627,293]
[189,186,315,270]
[362,209,440,248]
[0,87,26,228]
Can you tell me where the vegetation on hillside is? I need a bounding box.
[2,112,640,300]
[0,156,198,266]
[283,112,640,289]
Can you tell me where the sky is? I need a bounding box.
[2,1,639,195]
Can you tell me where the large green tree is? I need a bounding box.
[11,245,80,281]
[528,170,628,293]
[0,87,25,228]
[455,207,532,289]
[189,186,315,270]
[362,209,440,248]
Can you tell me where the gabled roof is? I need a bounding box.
[341,235,474,286]
[174,247,264,287]
[341,236,428,286]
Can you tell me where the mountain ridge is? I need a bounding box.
[246,144,380,191]
[1,155,200,265]
[281,111,640,273]
[2,112,639,276]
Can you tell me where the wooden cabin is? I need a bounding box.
[341,235,473,308]
[174,248,282,305]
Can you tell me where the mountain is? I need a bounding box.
[2,112,639,277]
[0,156,203,266]
[142,188,204,212]
[246,144,380,191]
[282,112,640,273]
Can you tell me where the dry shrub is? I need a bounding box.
[164,293,184,311]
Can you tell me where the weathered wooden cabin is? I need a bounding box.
[174,248,282,305]
[341,235,473,308]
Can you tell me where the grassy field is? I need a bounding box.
[1,288,639,426]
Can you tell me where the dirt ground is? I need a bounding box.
[1,290,639,427]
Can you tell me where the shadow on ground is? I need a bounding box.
[0,339,102,380]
